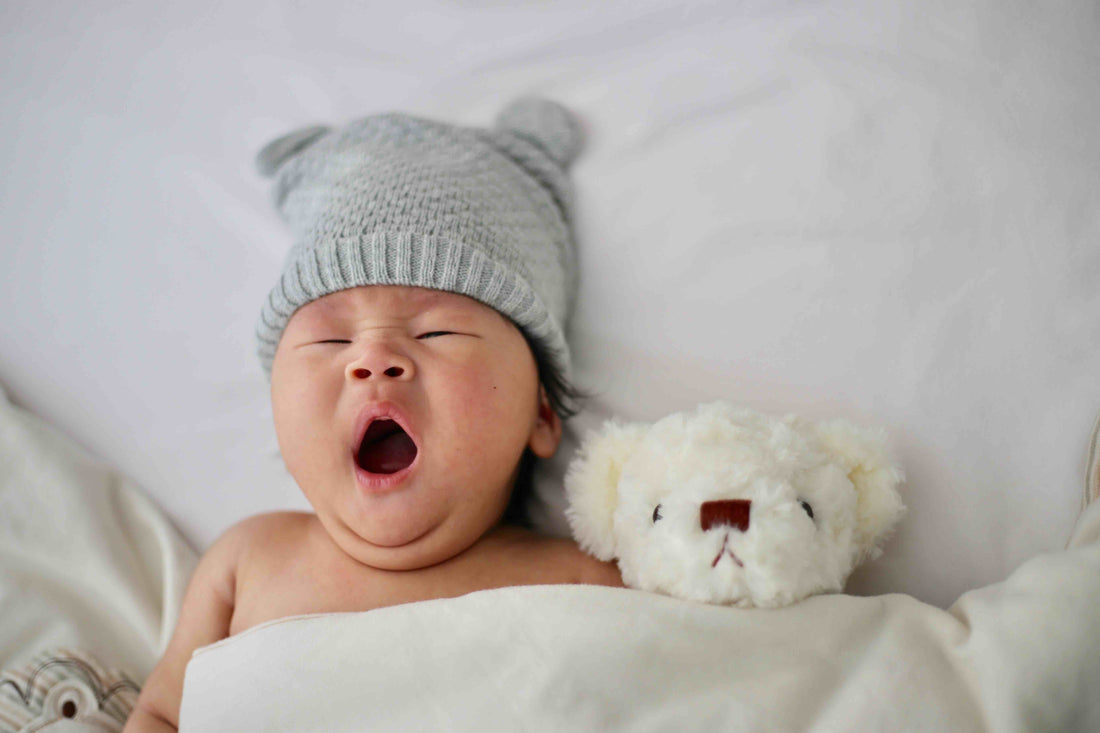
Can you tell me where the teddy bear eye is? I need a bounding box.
[800,500,814,520]
[652,504,663,523]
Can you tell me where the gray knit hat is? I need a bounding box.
[254,97,583,380]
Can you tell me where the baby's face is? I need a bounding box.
[270,285,561,570]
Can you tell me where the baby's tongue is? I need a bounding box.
[359,431,418,474]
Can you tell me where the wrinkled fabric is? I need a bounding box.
[0,384,197,682]
[181,501,1100,733]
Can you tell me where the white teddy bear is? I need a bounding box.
[565,401,906,608]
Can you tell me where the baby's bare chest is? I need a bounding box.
[229,545,416,636]
[227,529,561,637]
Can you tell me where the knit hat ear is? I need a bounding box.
[495,97,584,168]
[254,124,331,178]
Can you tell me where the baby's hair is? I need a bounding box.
[501,327,588,527]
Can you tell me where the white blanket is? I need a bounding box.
[180,502,1100,733]
[0,383,196,682]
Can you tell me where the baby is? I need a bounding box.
[124,98,623,732]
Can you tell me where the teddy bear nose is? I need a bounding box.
[700,500,751,532]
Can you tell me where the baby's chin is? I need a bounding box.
[331,510,491,571]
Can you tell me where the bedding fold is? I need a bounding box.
[0,383,198,682]
[180,501,1100,732]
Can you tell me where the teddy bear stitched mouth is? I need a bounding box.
[712,535,745,568]
[357,419,418,474]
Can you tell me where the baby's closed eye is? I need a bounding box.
[304,332,460,346]
[301,330,473,347]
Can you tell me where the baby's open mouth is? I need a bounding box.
[356,419,418,474]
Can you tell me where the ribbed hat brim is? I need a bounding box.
[256,231,571,379]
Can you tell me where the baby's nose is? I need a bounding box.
[700,500,751,532]
[346,346,415,381]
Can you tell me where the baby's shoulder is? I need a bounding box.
[229,509,314,537]
[202,512,316,585]
[485,527,624,588]
[181,513,308,615]
[225,511,315,557]
[222,512,319,590]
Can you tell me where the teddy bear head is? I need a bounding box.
[564,402,905,608]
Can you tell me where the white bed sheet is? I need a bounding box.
[1,0,1098,610]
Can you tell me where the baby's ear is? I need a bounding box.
[815,419,906,564]
[564,420,647,561]
[254,124,332,178]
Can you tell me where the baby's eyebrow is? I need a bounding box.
[411,294,490,320]
[291,307,338,329]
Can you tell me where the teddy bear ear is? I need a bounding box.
[815,419,906,564]
[564,419,648,561]
[254,124,332,178]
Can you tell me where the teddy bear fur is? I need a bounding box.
[564,402,906,608]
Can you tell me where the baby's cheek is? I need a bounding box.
[427,373,517,473]
[443,365,502,419]
[454,360,533,425]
